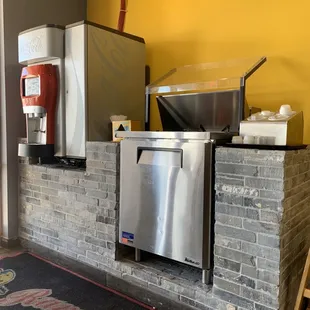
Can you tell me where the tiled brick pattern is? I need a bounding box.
[19,142,213,310]
[279,151,310,310]
[19,142,120,262]
[214,147,310,310]
[19,144,310,310]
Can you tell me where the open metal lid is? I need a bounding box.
[146,57,267,95]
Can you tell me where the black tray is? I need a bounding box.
[225,143,307,151]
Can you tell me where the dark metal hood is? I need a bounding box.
[157,90,240,132]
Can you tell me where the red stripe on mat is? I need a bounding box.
[1,251,156,310]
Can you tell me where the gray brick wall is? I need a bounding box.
[19,142,214,310]
[19,142,120,262]
[213,147,310,310]
[19,144,310,310]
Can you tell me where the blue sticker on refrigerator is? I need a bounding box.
[122,231,134,244]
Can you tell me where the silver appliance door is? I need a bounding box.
[119,139,209,268]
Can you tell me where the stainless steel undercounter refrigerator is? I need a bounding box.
[118,57,267,284]
[119,131,231,284]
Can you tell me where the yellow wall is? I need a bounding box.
[88,0,310,142]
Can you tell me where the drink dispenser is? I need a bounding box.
[19,64,58,158]
[18,25,65,159]
[18,21,146,160]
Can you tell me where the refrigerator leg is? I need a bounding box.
[135,248,141,262]
[202,269,211,284]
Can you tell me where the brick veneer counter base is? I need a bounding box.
[19,143,310,310]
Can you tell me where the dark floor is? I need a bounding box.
[3,244,196,310]
[0,252,148,310]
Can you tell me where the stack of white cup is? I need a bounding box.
[232,135,275,145]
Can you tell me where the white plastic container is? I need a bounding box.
[232,136,243,144]
[243,135,255,144]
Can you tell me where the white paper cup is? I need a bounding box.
[232,136,243,144]
[243,136,255,144]
[279,105,292,116]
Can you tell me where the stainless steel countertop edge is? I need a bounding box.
[116,131,235,140]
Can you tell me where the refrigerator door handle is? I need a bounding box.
[136,147,183,168]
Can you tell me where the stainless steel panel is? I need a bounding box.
[119,138,213,273]
[56,58,66,157]
[87,24,145,142]
[157,90,240,132]
[65,24,87,158]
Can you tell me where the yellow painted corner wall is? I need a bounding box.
[88,0,310,143]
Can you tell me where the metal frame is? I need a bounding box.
[238,56,267,123]
[243,56,267,81]
[239,84,246,128]
[0,0,4,238]
[145,65,151,130]
[202,142,213,283]
[116,131,232,141]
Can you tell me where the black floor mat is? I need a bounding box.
[0,252,153,310]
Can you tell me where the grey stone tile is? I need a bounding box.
[216,192,243,206]
[243,197,280,212]
[257,269,279,285]
[213,288,254,309]
[214,246,256,267]
[215,184,259,197]
[241,242,280,261]
[215,236,242,251]
[259,167,284,179]
[215,224,256,243]
[240,286,278,309]
[179,295,211,310]
[257,258,280,272]
[214,256,241,273]
[215,214,242,228]
[214,277,240,295]
[243,219,279,235]
[216,163,258,176]
[257,234,280,248]
[241,264,257,279]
